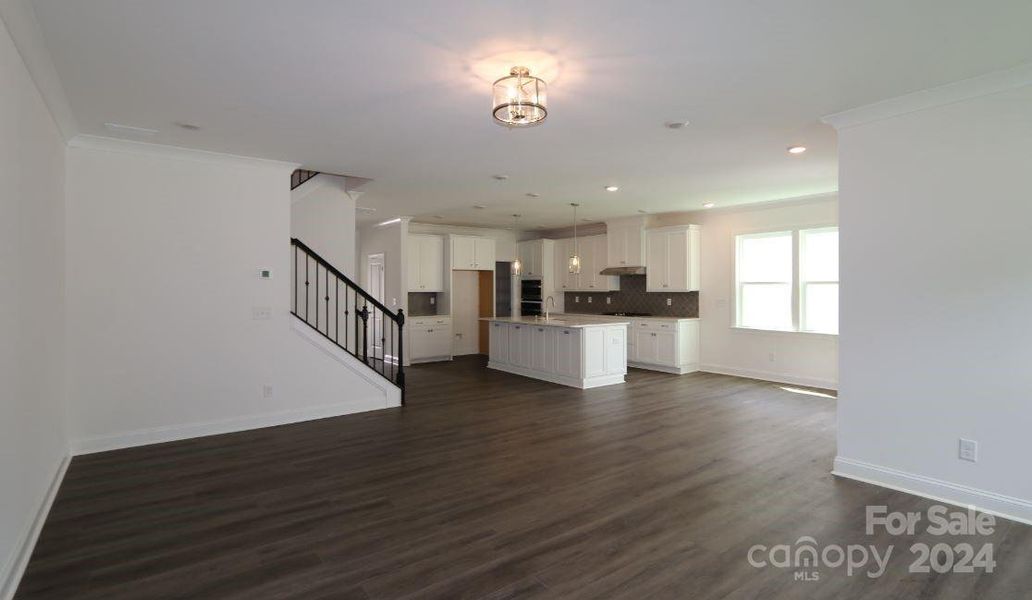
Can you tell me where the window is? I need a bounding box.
[800,227,839,334]
[735,227,838,334]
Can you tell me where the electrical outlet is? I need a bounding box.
[768,352,775,363]
[575,296,580,303]
[587,297,592,303]
[666,298,672,306]
[606,297,611,304]
[252,306,272,320]
[261,384,274,399]
[959,438,978,462]
[430,296,435,305]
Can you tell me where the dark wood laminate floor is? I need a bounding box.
[17,356,1032,599]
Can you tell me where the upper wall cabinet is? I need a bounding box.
[517,239,554,279]
[407,234,445,292]
[552,235,619,292]
[606,217,647,267]
[451,235,496,270]
[646,225,700,292]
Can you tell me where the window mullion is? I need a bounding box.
[792,230,801,332]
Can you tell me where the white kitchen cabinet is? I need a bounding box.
[645,225,700,292]
[605,217,646,267]
[627,318,699,374]
[517,239,555,280]
[451,235,496,270]
[551,235,618,292]
[555,327,580,378]
[487,320,623,388]
[407,234,444,292]
[489,321,508,363]
[407,316,452,363]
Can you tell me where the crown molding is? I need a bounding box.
[0,0,79,140]
[68,135,300,172]
[822,62,1032,131]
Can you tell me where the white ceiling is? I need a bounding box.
[31,0,1032,228]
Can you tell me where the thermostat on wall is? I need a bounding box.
[258,269,273,279]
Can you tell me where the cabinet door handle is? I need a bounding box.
[563,331,570,335]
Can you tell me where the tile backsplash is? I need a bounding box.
[408,292,441,316]
[563,275,698,317]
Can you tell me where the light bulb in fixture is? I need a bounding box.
[568,203,582,274]
[787,145,807,154]
[511,214,523,276]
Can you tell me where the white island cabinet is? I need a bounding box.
[484,317,627,389]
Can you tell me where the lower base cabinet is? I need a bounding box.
[627,319,699,374]
[487,321,625,389]
[408,316,452,363]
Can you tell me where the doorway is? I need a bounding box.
[366,253,385,358]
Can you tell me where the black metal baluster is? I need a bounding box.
[396,309,405,405]
[325,268,329,335]
[360,304,369,364]
[315,263,320,330]
[304,255,309,321]
[293,244,297,314]
[335,276,339,344]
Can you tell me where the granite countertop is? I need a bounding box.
[482,316,629,328]
[553,313,699,322]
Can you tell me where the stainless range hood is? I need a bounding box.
[599,265,646,276]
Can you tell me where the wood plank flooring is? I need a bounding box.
[16,356,1032,599]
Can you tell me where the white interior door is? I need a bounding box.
[367,253,385,358]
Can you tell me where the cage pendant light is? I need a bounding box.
[492,66,548,127]
[511,214,523,276]
[568,203,581,274]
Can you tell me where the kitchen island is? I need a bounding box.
[482,316,628,389]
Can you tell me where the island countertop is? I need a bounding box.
[480,316,629,328]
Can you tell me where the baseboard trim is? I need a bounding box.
[628,361,698,375]
[833,456,1032,526]
[72,402,386,455]
[699,363,838,391]
[1,454,70,600]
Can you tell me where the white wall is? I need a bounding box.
[651,197,839,389]
[0,13,68,598]
[357,219,407,313]
[290,174,356,278]
[64,137,395,452]
[829,71,1032,522]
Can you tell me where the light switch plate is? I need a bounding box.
[959,438,978,462]
[252,307,272,320]
[257,269,273,280]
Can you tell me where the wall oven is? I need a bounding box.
[520,279,542,316]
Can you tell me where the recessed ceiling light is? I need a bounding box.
[525,192,540,198]
[787,145,807,154]
[637,209,649,214]
[473,205,486,209]
[664,120,690,129]
[604,185,619,192]
[491,174,509,181]
[703,202,715,209]
[175,122,201,131]
[433,215,444,219]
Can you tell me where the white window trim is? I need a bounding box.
[732,223,838,335]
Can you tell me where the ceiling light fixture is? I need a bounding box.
[664,120,690,129]
[605,185,619,192]
[511,214,523,277]
[492,66,547,127]
[703,202,715,209]
[568,203,581,274]
[787,145,807,154]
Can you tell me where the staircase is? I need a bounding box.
[291,238,405,403]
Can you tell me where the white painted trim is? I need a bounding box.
[1,454,70,600]
[290,318,402,407]
[833,457,1032,526]
[822,62,1032,130]
[699,363,838,391]
[73,402,388,455]
[628,361,698,375]
[67,135,300,172]
[487,361,625,389]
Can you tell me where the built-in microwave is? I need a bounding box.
[520,279,542,316]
